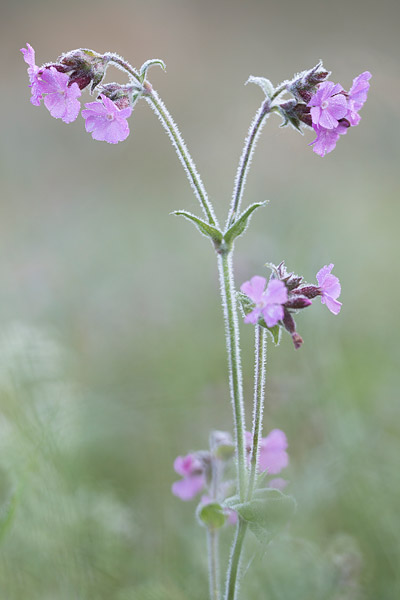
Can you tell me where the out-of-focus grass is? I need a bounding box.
[1,0,400,597]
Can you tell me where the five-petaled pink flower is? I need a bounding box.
[316,264,342,315]
[240,276,288,327]
[308,72,371,157]
[310,122,349,158]
[347,71,372,126]
[20,43,44,107]
[39,67,81,123]
[82,94,132,143]
[308,81,348,130]
[171,453,206,501]
[246,429,289,474]
[21,44,81,123]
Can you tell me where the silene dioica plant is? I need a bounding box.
[22,43,371,600]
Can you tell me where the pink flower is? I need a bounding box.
[347,71,372,126]
[172,454,206,501]
[21,45,81,123]
[39,67,81,123]
[308,81,348,130]
[316,264,342,315]
[309,122,349,157]
[240,276,288,327]
[307,72,371,157]
[81,94,132,143]
[246,429,289,474]
[20,43,43,106]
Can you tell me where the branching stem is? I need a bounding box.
[226,99,271,229]
[145,89,218,226]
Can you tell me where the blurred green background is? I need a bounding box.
[1,0,399,598]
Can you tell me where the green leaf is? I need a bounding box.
[197,502,226,529]
[223,494,240,508]
[140,58,167,80]
[173,211,223,245]
[224,201,267,244]
[231,488,296,544]
[259,322,282,346]
[246,76,275,99]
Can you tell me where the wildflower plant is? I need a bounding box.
[21,44,370,600]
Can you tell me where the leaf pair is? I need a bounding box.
[173,201,267,252]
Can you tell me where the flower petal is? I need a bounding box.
[240,276,267,303]
[322,294,342,315]
[262,303,284,327]
[171,474,205,501]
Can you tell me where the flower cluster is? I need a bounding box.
[279,66,371,157]
[21,44,139,144]
[240,263,341,349]
[308,72,371,157]
[172,429,288,524]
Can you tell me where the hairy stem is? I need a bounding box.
[226,99,271,229]
[217,251,247,501]
[247,325,267,500]
[145,88,218,226]
[208,529,221,600]
[225,518,248,600]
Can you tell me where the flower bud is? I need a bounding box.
[282,309,303,349]
[98,82,142,109]
[293,285,321,299]
[288,62,330,103]
[57,48,111,91]
[285,296,312,309]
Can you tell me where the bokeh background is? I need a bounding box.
[1,0,399,598]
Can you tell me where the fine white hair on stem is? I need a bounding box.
[145,89,218,227]
[226,100,271,230]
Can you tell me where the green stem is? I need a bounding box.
[227,99,271,229]
[145,89,218,227]
[225,518,248,600]
[247,325,267,500]
[208,529,221,600]
[217,251,247,502]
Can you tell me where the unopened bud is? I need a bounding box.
[293,285,321,299]
[288,62,330,103]
[285,296,312,309]
[98,83,142,109]
[57,48,111,91]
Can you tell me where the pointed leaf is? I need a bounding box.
[140,59,166,79]
[246,76,275,99]
[232,488,296,544]
[197,502,226,529]
[173,211,223,244]
[224,201,267,244]
[259,322,282,345]
[223,494,240,509]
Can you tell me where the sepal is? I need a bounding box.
[224,201,267,244]
[173,210,223,246]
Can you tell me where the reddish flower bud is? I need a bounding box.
[285,296,312,309]
[292,285,321,299]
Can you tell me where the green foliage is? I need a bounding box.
[224,201,267,245]
[173,210,223,246]
[229,489,296,544]
[140,58,167,81]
